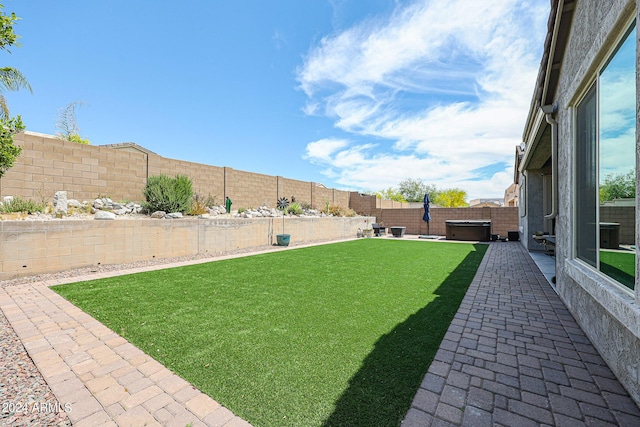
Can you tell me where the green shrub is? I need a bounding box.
[0,196,45,214]
[287,202,302,215]
[237,207,246,214]
[143,174,193,213]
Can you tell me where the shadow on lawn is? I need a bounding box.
[599,262,634,289]
[322,244,487,427]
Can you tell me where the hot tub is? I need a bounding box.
[445,220,491,242]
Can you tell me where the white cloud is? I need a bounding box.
[297,0,548,200]
[304,138,350,162]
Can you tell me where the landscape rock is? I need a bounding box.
[67,199,82,208]
[14,195,342,222]
[94,210,116,220]
[53,191,68,214]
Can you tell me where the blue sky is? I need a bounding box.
[3,0,549,200]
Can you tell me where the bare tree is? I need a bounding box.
[56,100,90,144]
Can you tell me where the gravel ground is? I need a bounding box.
[0,309,71,427]
[0,237,340,426]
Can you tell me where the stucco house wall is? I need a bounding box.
[520,0,640,404]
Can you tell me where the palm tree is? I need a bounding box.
[0,66,31,118]
[0,4,31,177]
[0,4,32,118]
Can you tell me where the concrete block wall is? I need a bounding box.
[147,153,225,203]
[349,192,378,215]
[309,186,347,210]
[3,216,374,280]
[0,132,351,210]
[1,132,148,202]
[349,192,413,214]
[600,205,635,245]
[223,168,278,209]
[380,199,410,209]
[278,177,313,206]
[333,189,350,210]
[375,207,518,237]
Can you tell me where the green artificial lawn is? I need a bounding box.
[600,250,636,289]
[53,239,487,427]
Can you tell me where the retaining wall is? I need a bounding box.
[1,216,374,280]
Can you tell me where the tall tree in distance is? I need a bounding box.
[0,3,29,177]
[397,178,437,202]
[433,188,469,207]
[376,187,407,202]
[377,178,469,207]
[600,170,635,202]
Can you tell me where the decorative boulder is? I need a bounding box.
[67,199,82,208]
[95,210,116,220]
[53,191,68,214]
[151,211,166,219]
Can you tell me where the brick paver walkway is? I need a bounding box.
[403,242,640,426]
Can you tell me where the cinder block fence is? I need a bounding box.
[0,132,349,210]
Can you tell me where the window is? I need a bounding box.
[576,84,597,268]
[575,23,636,290]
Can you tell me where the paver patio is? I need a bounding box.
[403,241,640,426]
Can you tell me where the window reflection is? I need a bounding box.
[598,25,636,289]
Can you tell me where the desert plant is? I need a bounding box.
[189,202,207,215]
[325,204,343,216]
[189,194,209,215]
[35,190,54,213]
[287,202,302,215]
[237,207,246,214]
[67,204,91,215]
[344,208,357,217]
[203,194,217,208]
[0,196,45,213]
[143,174,193,213]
